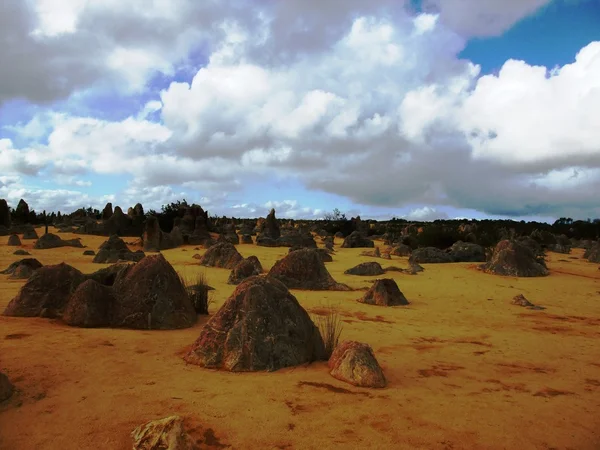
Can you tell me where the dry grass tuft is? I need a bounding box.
[181,271,213,315]
[313,305,343,359]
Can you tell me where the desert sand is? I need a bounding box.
[1,228,599,450]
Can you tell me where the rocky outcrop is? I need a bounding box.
[198,242,244,269]
[341,231,374,249]
[483,240,549,277]
[328,341,386,388]
[184,276,326,371]
[63,279,115,328]
[7,234,21,246]
[227,256,263,285]
[34,233,84,249]
[409,247,453,264]
[0,199,10,229]
[447,241,486,262]
[1,258,43,279]
[111,254,196,330]
[268,249,350,290]
[344,262,385,276]
[359,279,409,306]
[3,263,86,318]
[131,415,195,450]
[93,235,145,263]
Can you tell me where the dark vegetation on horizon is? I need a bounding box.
[7,200,600,246]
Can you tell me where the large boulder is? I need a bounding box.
[276,231,317,249]
[93,235,145,263]
[268,248,350,290]
[34,233,84,249]
[341,231,374,249]
[255,208,281,246]
[87,263,133,286]
[0,199,10,229]
[102,202,113,220]
[584,242,600,263]
[328,341,386,388]
[111,254,196,329]
[14,199,30,223]
[1,258,43,279]
[7,234,21,246]
[184,276,326,371]
[359,279,409,306]
[344,262,385,276]
[198,242,244,269]
[227,256,263,285]
[103,206,132,236]
[131,415,195,450]
[447,241,486,262]
[22,228,38,240]
[0,372,14,403]
[409,247,453,264]
[3,263,86,317]
[483,240,549,277]
[63,279,115,328]
[391,244,412,257]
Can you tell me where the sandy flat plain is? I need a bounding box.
[1,227,599,450]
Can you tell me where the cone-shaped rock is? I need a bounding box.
[0,372,14,402]
[131,415,194,450]
[483,240,548,277]
[1,258,43,279]
[268,248,350,290]
[184,276,326,371]
[7,234,21,246]
[198,242,243,269]
[359,279,409,306]
[34,233,83,249]
[344,262,385,276]
[93,235,145,263]
[63,279,115,328]
[341,231,374,249]
[111,254,196,329]
[328,341,386,388]
[227,256,263,285]
[3,263,85,317]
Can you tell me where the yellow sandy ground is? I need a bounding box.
[0,228,599,450]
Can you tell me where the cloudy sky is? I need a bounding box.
[1,0,599,222]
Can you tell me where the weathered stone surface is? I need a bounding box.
[328,341,386,388]
[94,234,145,263]
[1,258,43,279]
[268,249,350,290]
[341,231,374,249]
[184,276,326,371]
[409,247,453,264]
[0,372,14,403]
[359,279,409,306]
[447,241,486,262]
[34,233,84,249]
[344,262,385,276]
[22,228,38,240]
[131,415,195,450]
[198,242,244,269]
[0,199,10,229]
[227,256,263,285]
[111,254,196,329]
[63,279,115,327]
[7,234,21,246]
[3,263,86,317]
[483,240,549,277]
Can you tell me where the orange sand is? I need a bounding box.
[1,228,599,449]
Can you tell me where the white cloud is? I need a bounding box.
[2,2,600,220]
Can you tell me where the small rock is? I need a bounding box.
[131,415,194,450]
[328,341,386,388]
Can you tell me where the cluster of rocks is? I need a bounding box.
[1,258,43,279]
[142,216,184,252]
[93,235,145,263]
[34,233,84,249]
[482,240,549,277]
[2,254,197,330]
[408,241,486,264]
[267,248,350,291]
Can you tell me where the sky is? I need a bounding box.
[0,0,599,222]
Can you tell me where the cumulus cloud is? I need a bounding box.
[1,1,599,219]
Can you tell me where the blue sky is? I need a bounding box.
[0,0,599,222]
